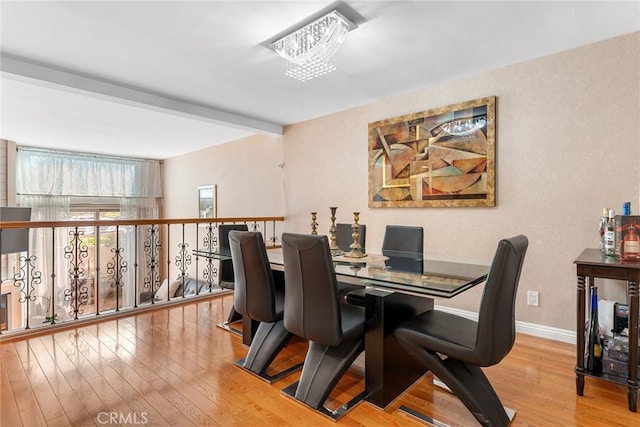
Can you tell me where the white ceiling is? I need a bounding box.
[1,1,638,160]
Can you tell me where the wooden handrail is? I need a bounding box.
[0,214,284,336]
[0,216,285,229]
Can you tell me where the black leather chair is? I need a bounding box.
[393,235,529,427]
[281,233,366,420]
[218,224,249,334]
[228,231,302,383]
[382,224,424,273]
[345,224,423,306]
[335,223,366,253]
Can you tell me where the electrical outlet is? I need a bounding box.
[527,291,539,307]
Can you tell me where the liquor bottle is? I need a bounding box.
[622,221,640,260]
[586,286,603,373]
[599,208,608,253]
[604,209,616,257]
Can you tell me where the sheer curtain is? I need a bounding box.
[16,148,161,198]
[16,147,162,320]
[120,197,160,306]
[16,195,70,323]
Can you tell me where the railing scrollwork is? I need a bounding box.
[63,228,89,319]
[175,224,192,296]
[106,226,128,312]
[143,224,162,303]
[0,216,283,336]
[12,254,42,329]
[201,223,217,291]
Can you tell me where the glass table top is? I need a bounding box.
[267,248,489,298]
[192,247,489,298]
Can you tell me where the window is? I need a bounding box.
[68,206,123,312]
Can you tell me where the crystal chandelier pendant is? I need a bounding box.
[271,10,355,82]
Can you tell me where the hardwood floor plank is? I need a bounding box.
[94,319,221,426]
[3,294,640,426]
[25,337,96,426]
[0,355,23,427]
[45,414,73,427]
[44,332,111,420]
[6,341,59,420]
[53,329,136,421]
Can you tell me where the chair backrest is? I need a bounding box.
[281,233,343,346]
[228,231,277,323]
[476,235,529,366]
[219,224,249,283]
[335,223,366,253]
[382,225,424,273]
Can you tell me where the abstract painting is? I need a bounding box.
[368,96,496,208]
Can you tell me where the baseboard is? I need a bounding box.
[434,305,576,344]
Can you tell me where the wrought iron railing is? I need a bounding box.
[0,216,283,337]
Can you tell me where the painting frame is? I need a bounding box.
[198,184,217,218]
[368,96,496,208]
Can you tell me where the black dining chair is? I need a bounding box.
[345,224,423,307]
[281,233,366,420]
[393,235,529,427]
[218,223,249,334]
[335,223,366,254]
[382,224,424,273]
[228,230,302,382]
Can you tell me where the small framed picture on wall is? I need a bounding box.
[198,184,217,218]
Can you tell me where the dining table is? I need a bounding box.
[194,245,489,408]
[266,247,490,409]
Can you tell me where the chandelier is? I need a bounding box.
[271,10,356,82]
[440,116,488,136]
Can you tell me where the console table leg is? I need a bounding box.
[575,275,586,397]
[576,374,585,396]
[628,388,637,412]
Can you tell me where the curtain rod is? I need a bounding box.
[16,193,163,199]
[17,145,162,164]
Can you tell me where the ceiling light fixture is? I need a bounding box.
[440,116,487,136]
[271,10,357,82]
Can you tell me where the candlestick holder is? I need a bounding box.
[328,207,343,256]
[344,212,365,258]
[310,212,318,235]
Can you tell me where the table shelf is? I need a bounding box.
[574,248,640,412]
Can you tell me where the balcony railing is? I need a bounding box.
[0,216,283,337]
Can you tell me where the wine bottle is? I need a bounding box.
[604,209,616,257]
[586,286,603,373]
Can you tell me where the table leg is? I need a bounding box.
[575,275,587,396]
[364,289,433,409]
[242,316,259,346]
[627,280,639,412]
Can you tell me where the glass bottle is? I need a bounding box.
[622,221,640,260]
[586,286,603,373]
[604,209,616,257]
[599,207,608,253]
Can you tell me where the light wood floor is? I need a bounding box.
[1,294,638,426]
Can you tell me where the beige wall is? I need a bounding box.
[163,32,639,332]
[163,134,284,219]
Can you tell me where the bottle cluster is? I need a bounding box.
[599,202,640,261]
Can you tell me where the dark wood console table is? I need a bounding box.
[574,248,639,412]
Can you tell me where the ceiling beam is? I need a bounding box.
[1,54,283,136]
